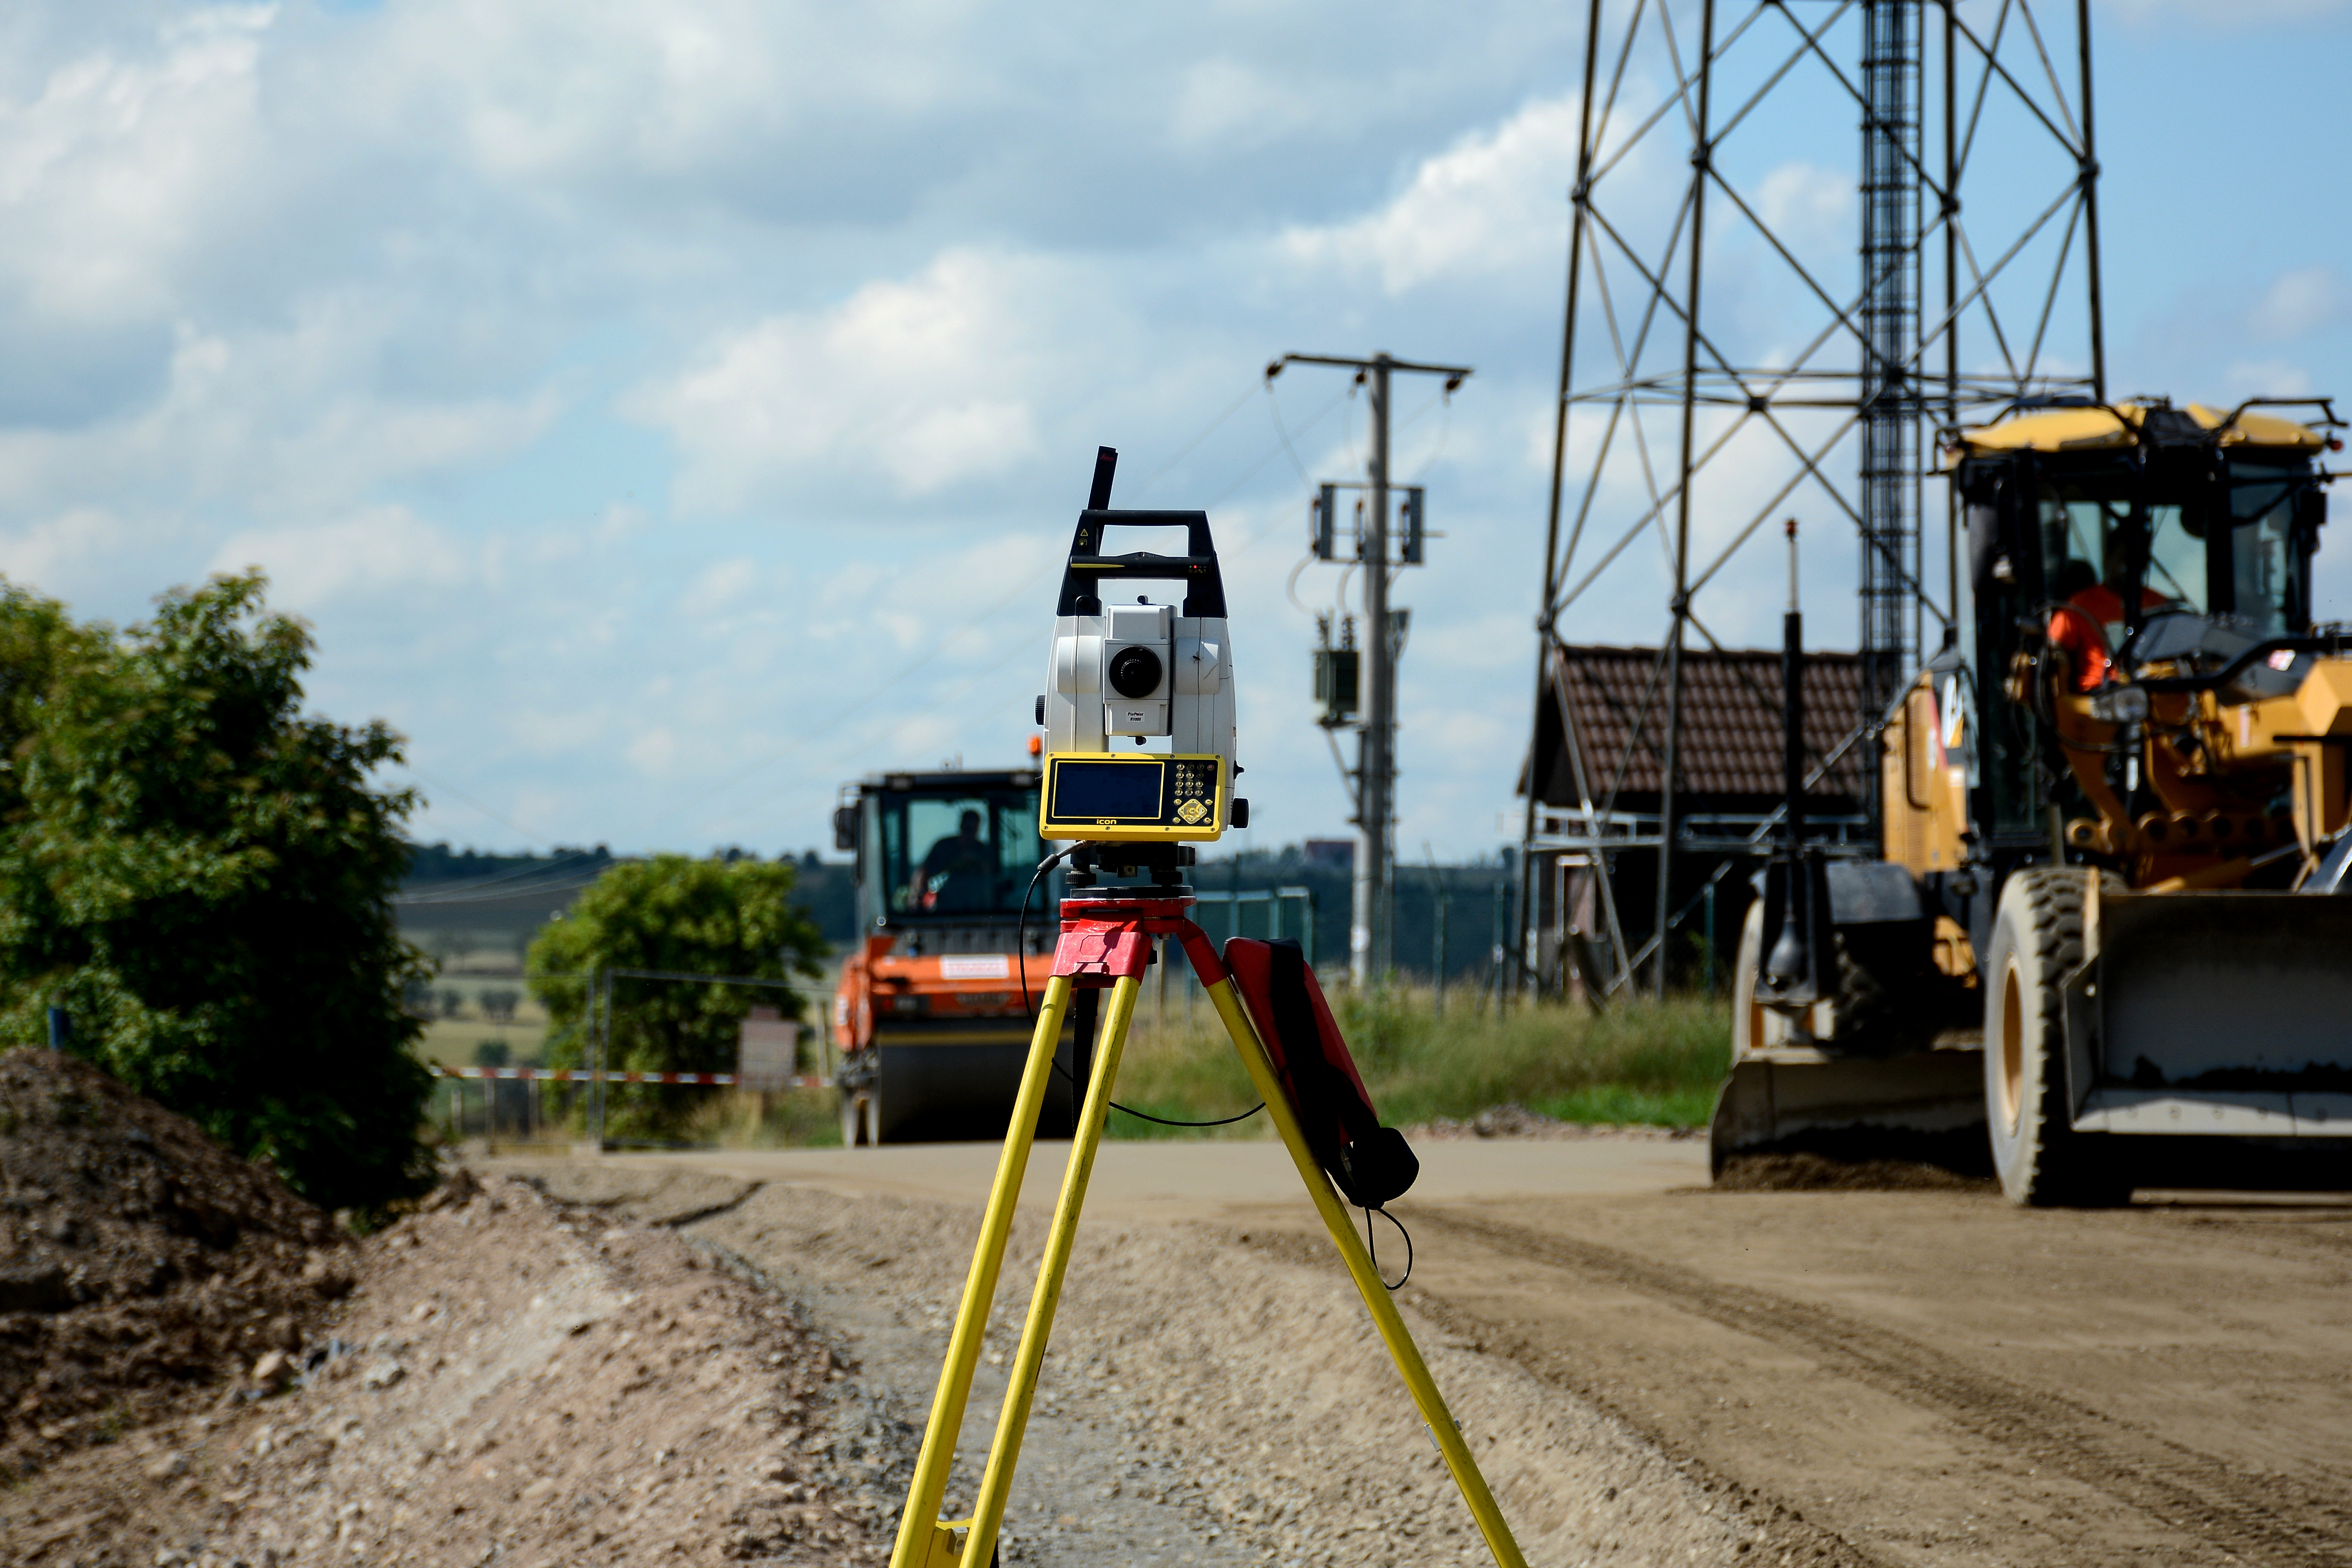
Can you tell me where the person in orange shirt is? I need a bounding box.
[2046,557,2169,693]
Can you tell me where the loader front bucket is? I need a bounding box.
[2068,890,2352,1138]
[1707,1050,1988,1177]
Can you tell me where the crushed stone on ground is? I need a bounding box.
[2,1171,890,1568]
[3,1091,1748,1568]
[652,1169,1747,1568]
[0,1048,348,1483]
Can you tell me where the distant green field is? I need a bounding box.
[408,974,553,1068]
[427,974,1731,1150]
[1096,986,1732,1138]
[416,1018,549,1068]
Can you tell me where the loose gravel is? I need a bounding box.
[540,1159,1749,1568]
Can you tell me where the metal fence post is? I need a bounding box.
[1490,879,1507,1021]
[1702,880,1718,994]
[591,968,609,1150]
[1432,881,1449,1019]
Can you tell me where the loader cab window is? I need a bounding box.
[2143,505,2207,613]
[2037,489,2188,632]
[2224,465,2307,637]
[876,790,1041,918]
[2032,484,2211,625]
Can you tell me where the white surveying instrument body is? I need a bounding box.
[1036,446,1245,844]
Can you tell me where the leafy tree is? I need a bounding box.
[528,856,826,1141]
[0,572,435,1210]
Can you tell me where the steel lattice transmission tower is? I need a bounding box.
[1518,0,2107,997]
[1859,0,1925,719]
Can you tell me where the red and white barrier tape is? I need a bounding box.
[428,1065,829,1089]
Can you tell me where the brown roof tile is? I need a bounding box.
[1528,643,1867,813]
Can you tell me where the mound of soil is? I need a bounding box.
[2,1172,882,1568]
[0,1048,348,1479]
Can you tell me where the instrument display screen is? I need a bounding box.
[1047,759,1164,821]
[1039,754,1222,839]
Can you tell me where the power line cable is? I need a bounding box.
[650,389,1357,842]
[1011,851,1264,1130]
[395,869,614,908]
[1129,380,1264,496]
[398,763,562,850]
[404,375,1355,856]
[697,430,1349,843]
[619,371,1325,841]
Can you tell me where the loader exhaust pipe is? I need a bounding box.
[1763,519,1818,1001]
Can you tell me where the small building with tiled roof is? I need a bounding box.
[1524,643,1868,819]
[1518,643,1873,999]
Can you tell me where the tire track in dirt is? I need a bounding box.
[1414,1211,2352,1567]
[1235,1225,1892,1568]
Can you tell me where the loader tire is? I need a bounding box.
[1984,868,2131,1207]
[1731,900,1766,1057]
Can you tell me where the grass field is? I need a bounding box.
[435,988,1733,1150]
[1096,987,1732,1139]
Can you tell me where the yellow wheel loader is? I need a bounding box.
[1713,396,2352,1204]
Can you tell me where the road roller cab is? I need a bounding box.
[829,767,1078,1144]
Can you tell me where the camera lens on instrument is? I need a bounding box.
[1108,645,1164,698]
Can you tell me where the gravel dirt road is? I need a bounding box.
[542,1137,2352,1568]
[1393,1186,2352,1568]
[504,1148,1760,1568]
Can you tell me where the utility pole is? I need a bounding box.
[1271,351,1470,989]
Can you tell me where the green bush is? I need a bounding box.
[0,572,435,1210]
[528,856,826,1142]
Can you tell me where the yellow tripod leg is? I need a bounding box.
[1203,975,1531,1568]
[963,973,1141,1568]
[888,975,1075,1568]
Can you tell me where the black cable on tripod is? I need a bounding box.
[1015,850,1264,1131]
[1364,1205,1413,1290]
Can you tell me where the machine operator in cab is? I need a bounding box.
[2046,545,2172,693]
[911,809,994,913]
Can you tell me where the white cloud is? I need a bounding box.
[208,505,469,609]
[0,1,2331,861]
[2224,358,2315,397]
[0,506,149,603]
[2248,266,2341,342]
[1754,161,1853,266]
[1169,58,1319,151]
[0,313,562,519]
[0,7,272,323]
[626,249,1090,511]
[627,726,678,776]
[677,555,764,618]
[1279,93,1582,294]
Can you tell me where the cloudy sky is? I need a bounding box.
[0,0,2344,861]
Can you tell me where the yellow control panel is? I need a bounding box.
[1038,753,1226,842]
